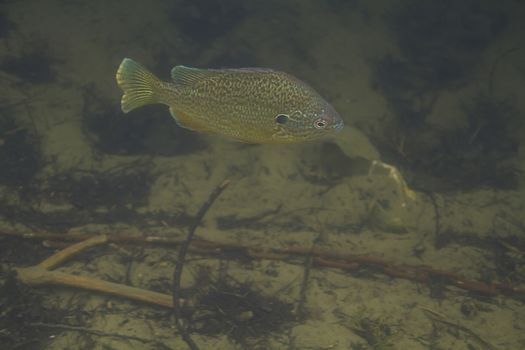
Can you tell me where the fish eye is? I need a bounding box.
[275,114,289,124]
[314,118,327,129]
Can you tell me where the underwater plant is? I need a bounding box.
[81,85,205,156]
[0,115,40,188]
[373,0,507,128]
[1,50,58,84]
[0,10,15,38]
[432,91,521,189]
[192,279,296,347]
[387,0,506,89]
[44,167,153,211]
[370,1,519,190]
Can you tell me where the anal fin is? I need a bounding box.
[169,107,213,133]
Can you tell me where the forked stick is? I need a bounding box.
[15,235,180,308]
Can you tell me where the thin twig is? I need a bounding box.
[295,254,313,319]
[172,180,230,350]
[295,231,323,319]
[427,193,441,237]
[420,307,498,350]
[39,235,108,270]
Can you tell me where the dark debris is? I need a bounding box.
[373,0,507,128]
[0,115,41,188]
[0,237,52,266]
[0,272,62,350]
[1,50,58,84]
[169,0,247,45]
[368,1,519,192]
[388,0,506,88]
[410,92,521,190]
[43,167,152,211]
[0,10,15,38]
[0,197,194,233]
[192,279,296,347]
[82,85,206,156]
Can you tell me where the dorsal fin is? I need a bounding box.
[171,65,221,87]
[171,66,280,87]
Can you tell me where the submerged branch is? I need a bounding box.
[6,226,524,301]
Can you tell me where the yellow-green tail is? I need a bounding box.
[116,58,163,113]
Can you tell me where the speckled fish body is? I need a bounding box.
[116,58,343,143]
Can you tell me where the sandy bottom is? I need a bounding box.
[1,1,525,349]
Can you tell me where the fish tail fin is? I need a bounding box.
[116,58,164,113]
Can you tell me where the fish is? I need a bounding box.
[115,58,343,144]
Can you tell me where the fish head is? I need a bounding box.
[272,102,344,142]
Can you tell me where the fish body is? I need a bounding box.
[116,58,343,143]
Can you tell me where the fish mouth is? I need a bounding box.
[331,119,344,131]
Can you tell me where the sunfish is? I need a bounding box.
[116,58,343,143]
